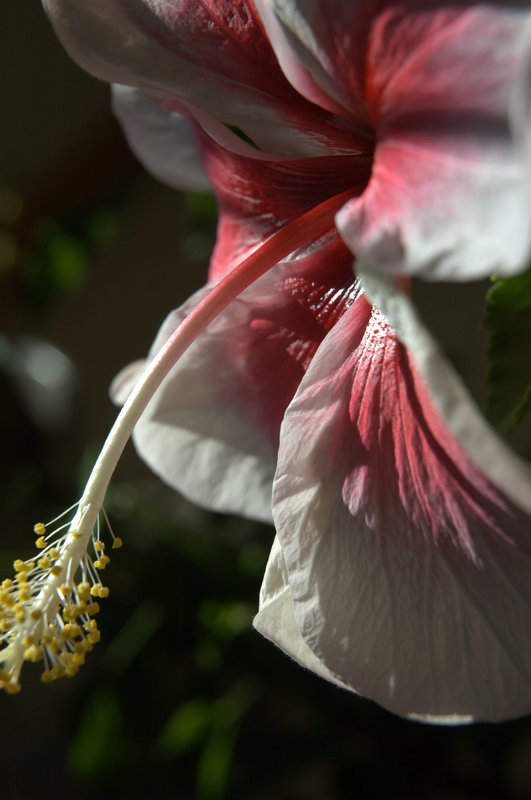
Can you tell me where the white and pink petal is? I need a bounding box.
[260,282,531,722]
[111,237,358,521]
[42,0,366,158]
[257,1,531,279]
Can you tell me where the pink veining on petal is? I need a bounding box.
[272,294,531,721]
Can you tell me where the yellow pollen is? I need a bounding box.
[3,681,21,695]
[76,582,91,601]
[112,537,123,549]
[1,508,120,692]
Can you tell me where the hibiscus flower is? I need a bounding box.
[3,0,529,721]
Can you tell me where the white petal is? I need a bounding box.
[253,536,351,689]
[112,288,276,523]
[112,85,211,192]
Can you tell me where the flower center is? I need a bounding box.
[0,188,355,692]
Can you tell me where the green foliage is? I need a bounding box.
[66,688,125,779]
[19,204,119,306]
[484,266,531,434]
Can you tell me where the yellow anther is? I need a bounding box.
[3,595,15,609]
[31,609,42,621]
[90,584,101,597]
[97,586,109,599]
[24,645,43,662]
[112,537,123,549]
[50,565,62,578]
[23,636,35,647]
[86,602,100,616]
[2,579,13,590]
[94,540,105,552]
[13,559,28,573]
[61,623,81,640]
[14,606,26,623]
[49,548,59,560]
[17,584,31,602]
[48,664,65,681]
[35,536,47,549]
[3,681,21,694]
[83,620,98,633]
[38,556,52,570]
[33,523,46,536]
[62,605,78,622]
[74,639,92,654]
[41,671,54,684]
[94,555,110,570]
[87,629,101,644]
[70,530,82,540]
[60,583,72,596]
[0,619,11,632]
[76,582,91,601]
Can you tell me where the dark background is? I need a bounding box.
[1,5,530,799]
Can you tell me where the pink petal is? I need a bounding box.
[267,284,531,722]
[43,0,368,157]
[258,1,531,278]
[253,0,374,120]
[112,232,359,519]
[197,129,370,282]
[336,5,531,278]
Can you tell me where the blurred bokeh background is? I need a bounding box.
[1,5,531,799]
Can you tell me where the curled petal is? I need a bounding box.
[253,0,374,120]
[42,0,367,157]
[335,5,531,279]
[257,1,531,278]
[255,535,351,689]
[112,85,211,192]
[267,285,531,722]
[112,232,359,520]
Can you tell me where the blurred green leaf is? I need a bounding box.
[66,688,124,779]
[158,698,212,757]
[184,192,217,224]
[86,207,119,246]
[104,600,164,673]
[21,219,88,303]
[199,600,254,640]
[484,266,531,433]
[197,728,237,800]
